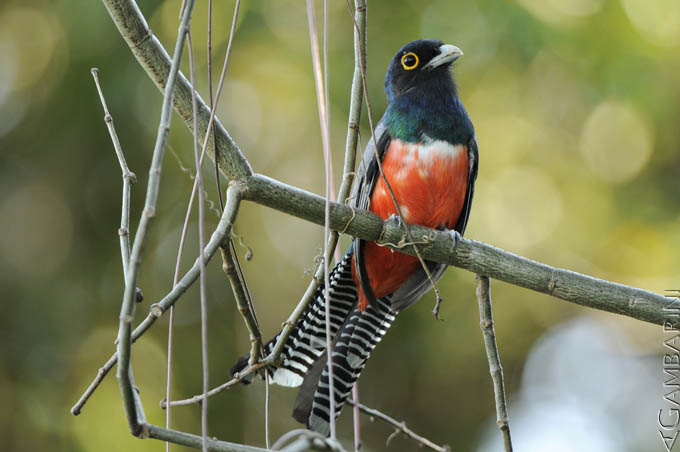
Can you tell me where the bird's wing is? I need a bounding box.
[389,135,479,312]
[453,135,479,236]
[350,120,390,307]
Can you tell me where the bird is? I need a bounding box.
[230,39,478,436]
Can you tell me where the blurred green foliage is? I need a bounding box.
[0,0,678,450]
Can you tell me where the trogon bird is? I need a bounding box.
[230,39,478,435]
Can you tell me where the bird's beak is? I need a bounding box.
[423,44,464,70]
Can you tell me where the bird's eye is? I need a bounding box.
[401,52,419,71]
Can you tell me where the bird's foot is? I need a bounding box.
[387,213,404,227]
[448,229,461,247]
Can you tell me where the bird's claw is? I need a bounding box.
[448,229,461,246]
[387,213,404,228]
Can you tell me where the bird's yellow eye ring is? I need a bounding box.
[401,52,419,70]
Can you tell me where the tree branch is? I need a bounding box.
[220,241,262,365]
[244,174,672,325]
[348,399,449,452]
[475,275,512,452]
[146,423,270,452]
[116,0,197,436]
[91,68,137,276]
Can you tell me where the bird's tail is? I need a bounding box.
[292,295,397,435]
[229,251,359,387]
[229,249,399,435]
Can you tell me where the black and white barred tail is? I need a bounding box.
[230,252,358,387]
[292,295,396,435]
[229,250,398,435]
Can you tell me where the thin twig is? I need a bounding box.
[162,359,266,409]
[116,0,196,436]
[165,297,176,452]
[306,0,336,438]
[475,275,513,452]
[344,0,445,320]
[187,29,210,452]
[219,235,265,439]
[265,370,270,449]
[91,65,148,438]
[207,0,224,211]
[91,68,143,303]
[220,243,262,366]
[91,68,137,277]
[344,3,366,448]
[349,399,450,452]
[351,385,361,451]
[163,379,238,409]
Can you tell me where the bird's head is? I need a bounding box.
[384,39,463,101]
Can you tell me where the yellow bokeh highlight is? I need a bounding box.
[593,222,672,281]
[476,165,563,252]
[516,0,604,26]
[579,100,653,183]
[621,0,680,46]
[0,7,61,92]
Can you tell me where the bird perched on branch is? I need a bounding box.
[231,39,478,435]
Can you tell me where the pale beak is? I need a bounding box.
[423,44,464,70]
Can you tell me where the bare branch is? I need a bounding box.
[349,399,450,452]
[305,0,337,439]
[186,28,210,452]
[116,0,196,436]
[90,67,140,297]
[475,275,512,451]
[147,424,270,452]
[344,3,366,449]
[220,242,262,366]
[206,0,223,211]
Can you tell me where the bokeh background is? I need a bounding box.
[1,0,679,451]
